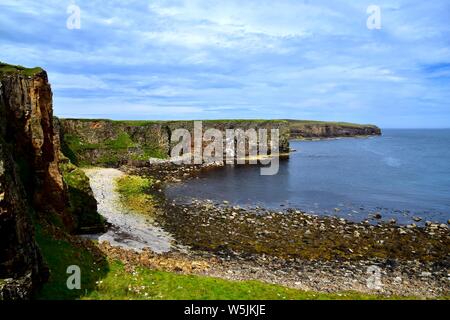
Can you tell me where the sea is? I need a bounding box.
[165,129,450,224]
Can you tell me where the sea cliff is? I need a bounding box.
[0,63,103,299]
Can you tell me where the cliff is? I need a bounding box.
[57,118,380,167]
[0,63,103,299]
[57,119,290,167]
[287,120,381,139]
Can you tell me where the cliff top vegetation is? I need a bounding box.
[0,62,43,76]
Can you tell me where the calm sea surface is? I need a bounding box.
[165,129,450,224]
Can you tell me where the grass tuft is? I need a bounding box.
[115,175,154,214]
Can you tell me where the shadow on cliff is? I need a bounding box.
[33,221,110,300]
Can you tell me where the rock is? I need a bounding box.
[374,213,382,219]
[420,272,432,278]
[412,216,422,222]
[398,228,407,235]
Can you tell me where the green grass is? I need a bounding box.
[105,132,136,149]
[35,223,109,300]
[115,175,154,214]
[130,147,168,160]
[287,119,377,128]
[85,261,400,300]
[59,160,105,232]
[61,134,100,165]
[0,62,43,76]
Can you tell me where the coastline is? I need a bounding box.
[82,163,450,299]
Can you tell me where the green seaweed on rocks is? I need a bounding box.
[115,175,156,215]
[59,157,105,233]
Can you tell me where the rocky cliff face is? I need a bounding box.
[0,64,102,299]
[0,69,53,298]
[0,71,73,226]
[288,120,381,139]
[58,118,381,167]
[58,119,290,167]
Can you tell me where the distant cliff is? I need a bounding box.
[57,118,381,167]
[57,119,290,167]
[0,63,103,299]
[287,120,381,139]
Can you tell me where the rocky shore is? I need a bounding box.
[90,162,450,299]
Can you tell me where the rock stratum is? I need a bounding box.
[287,119,381,139]
[0,63,103,299]
[57,119,380,167]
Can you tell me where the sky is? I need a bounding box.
[1,0,449,128]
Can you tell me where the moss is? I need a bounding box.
[115,175,155,214]
[104,132,135,149]
[61,134,100,165]
[0,62,43,77]
[59,160,105,232]
[130,147,168,160]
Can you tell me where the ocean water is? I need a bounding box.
[165,129,450,224]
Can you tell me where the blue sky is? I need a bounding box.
[1,0,449,128]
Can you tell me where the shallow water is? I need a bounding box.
[165,129,450,224]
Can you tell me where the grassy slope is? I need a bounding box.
[0,62,43,76]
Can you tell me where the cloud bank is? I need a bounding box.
[1,0,449,127]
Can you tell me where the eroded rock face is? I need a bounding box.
[0,74,48,299]
[288,121,381,139]
[58,119,291,167]
[0,72,73,228]
[0,70,81,299]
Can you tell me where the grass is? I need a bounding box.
[35,223,405,300]
[0,62,43,76]
[61,134,100,165]
[85,261,402,300]
[131,147,168,160]
[115,175,155,214]
[35,223,109,300]
[105,132,136,149]
[287,119,377,128]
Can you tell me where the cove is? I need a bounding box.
[165,129,450,224]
